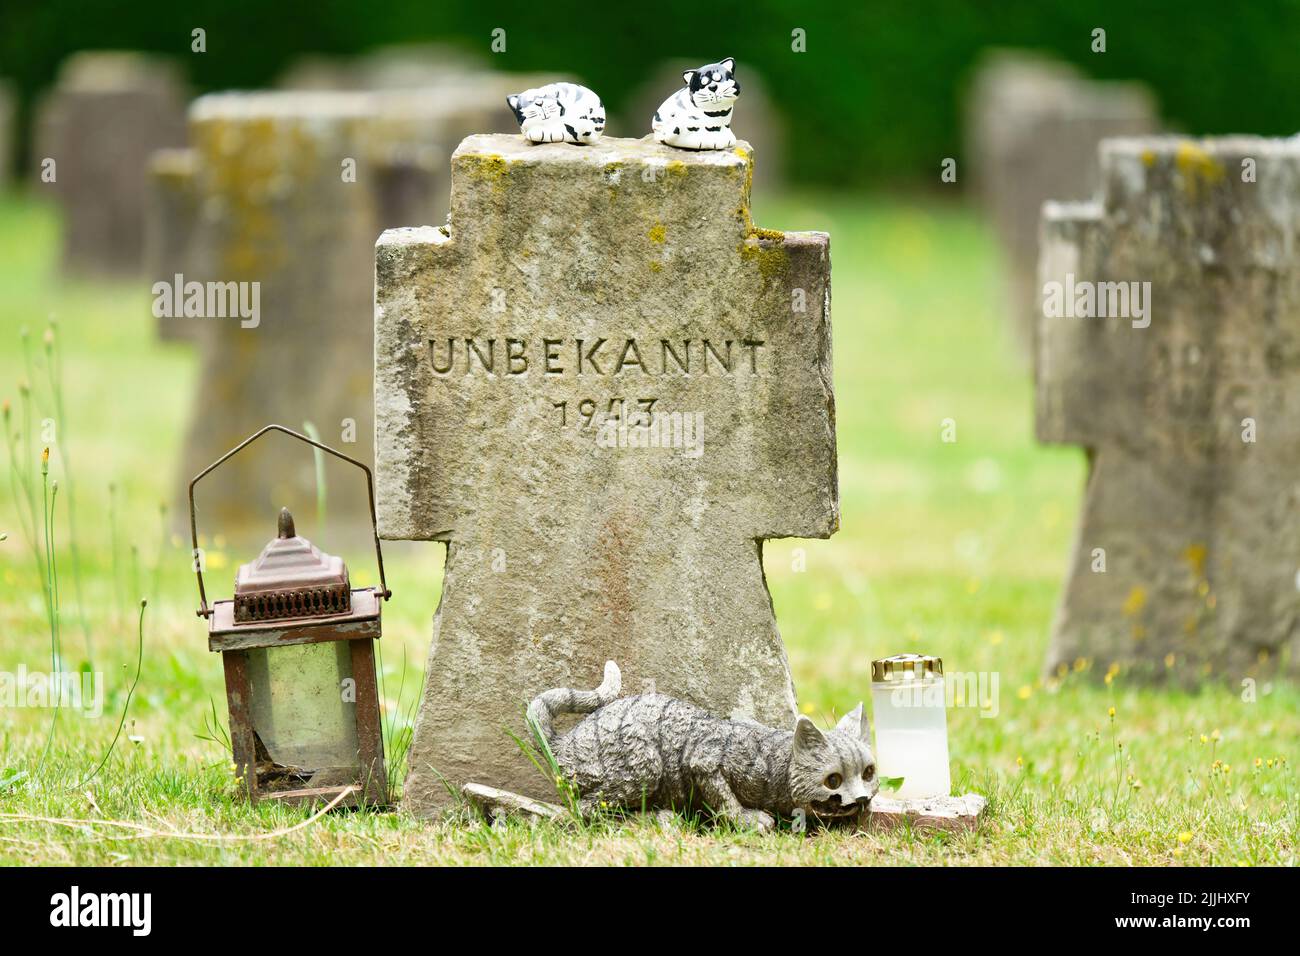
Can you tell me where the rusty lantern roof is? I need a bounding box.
[233,508,352,623]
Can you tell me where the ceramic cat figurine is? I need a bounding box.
[651,57,740,150]
[527,661,878,831]
[507,82,606,144]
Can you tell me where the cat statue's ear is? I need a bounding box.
[506,94,521,111]
[681,69,697,88]
[720,57,735,74]
[835,703,871,742]
[793,715,826,753]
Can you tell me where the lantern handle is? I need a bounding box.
[188,423,392,619]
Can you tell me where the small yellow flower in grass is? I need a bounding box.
[1200,734,1208,745]
[1017,685,1032,701]
[1178,831,1193,845]
[1104,671,1114,686]
[1255,758,1263,768]
[599,800,608,809]
[1165,652,1176,668]
[1266,759,1274,769]
[1108,706,1116,719]
[1073,657,1089,673]
[41,446,49,474]
[800,701,816,715]
[1211,728,1221,741]
[987,630,1004,646]
[1173,847,1184,858]
[1016,756,1023,768]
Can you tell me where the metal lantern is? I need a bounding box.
[190,425,391,807]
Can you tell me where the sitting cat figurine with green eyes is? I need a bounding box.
[526,661,878,831]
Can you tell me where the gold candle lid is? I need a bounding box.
[872,653,944,682]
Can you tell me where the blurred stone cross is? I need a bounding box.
[1037,136,1300,684]
[375,134,837,815]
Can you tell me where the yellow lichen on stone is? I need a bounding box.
[666,160,688,179]
[739,236,789,283]
[1122,585,1147,617]
[1140,149,1156,167]
[1173,141,1225,198]
[648,222,667,244]
[465,153,510,190]
[648,261,663,273]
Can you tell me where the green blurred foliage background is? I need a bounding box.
[2,0,1297,188]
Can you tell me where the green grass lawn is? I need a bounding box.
[0,188,1295,865]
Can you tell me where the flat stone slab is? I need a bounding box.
[462,783,569,823]
[460,783,987,835]
[377,134,836,816]
[864,793,988,834]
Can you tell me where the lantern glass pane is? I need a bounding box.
[246,642,360,772]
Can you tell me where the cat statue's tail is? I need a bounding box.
[526,661,622,749]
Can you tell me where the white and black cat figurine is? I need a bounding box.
[651,57,740,150]
[507,82,606,145]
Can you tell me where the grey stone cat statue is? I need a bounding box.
[526,661,878,831]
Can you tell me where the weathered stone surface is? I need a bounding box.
[966,50,1157,354]
[865,793,987,833]
[35,51,187,276]
[1038,136,1300,683]
[377,134,836,816]
[0,79,14,186]
[617,60,786,191]
[145,148,199,342]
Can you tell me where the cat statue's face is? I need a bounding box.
[683,57,740,109]
[788,705,878,821]
[507,88,561,132]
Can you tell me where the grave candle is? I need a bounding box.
[870,654,951,800]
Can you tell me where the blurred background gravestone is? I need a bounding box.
[177,91,421,539]
[150,64,557,345]
[35,50,188,276]
[277,43,487,91]
[146,148,200,342]
[0,79,14,187]
[965,50,1158,357]
[617,59,786,193]
[175,84,557,538]
[1038,136,1300,684]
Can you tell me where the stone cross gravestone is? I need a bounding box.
[1038,136,1300,683]
[376,134,837,815]
[35,51,187,276]
[966,50,1157,355]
